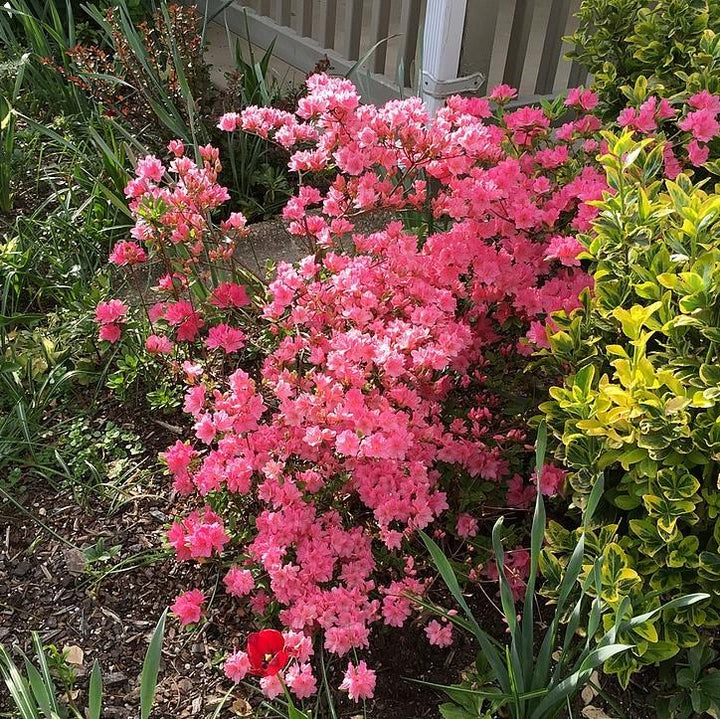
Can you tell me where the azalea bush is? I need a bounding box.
[541,130,720,686]
[96,74,720,703]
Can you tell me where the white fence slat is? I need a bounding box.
[421,0,467,111]
[567,58,588,87]
[399,0,421,87]
[323,0,338,48]
[503,0,536,90]
[534,0,570,94]
[346,0,364,61]
[370,0,392,73]
[277,0,291,25]
[459,0,499,92]
[209,0,404,101]
[301,0,313,36]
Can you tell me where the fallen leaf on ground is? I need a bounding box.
[63,645,84,667]
[582,706,613,719]
[231,698,252,716]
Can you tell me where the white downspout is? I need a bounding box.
[420,0,483,112]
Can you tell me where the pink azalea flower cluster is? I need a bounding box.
[95,299,127,343]
[102,75,720,700]
[93,141,251,350]
[617,90,720,174]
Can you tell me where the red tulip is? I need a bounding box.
[246,629,289,677]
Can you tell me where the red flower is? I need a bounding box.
[246,629,288,677]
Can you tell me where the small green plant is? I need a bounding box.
[41,643,78,695]
[656,641,720,718]
[0,52,26,213]
[567,0,720,114]
[0,610,167,719]
[418,422,709,719]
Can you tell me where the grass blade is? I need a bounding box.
[140,609,167,719]
[88,659,103,719]
[420,530,510,693]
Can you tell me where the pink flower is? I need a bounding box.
[109,241,147,266]
[506,474,536,508]
[565,87,598,112]
[425,619,453,647]
[340,661,376,702]
[224,651,250,682]
[206,324,245,353]
[527,320,550,349]
[98,323,122,343]
[505,106,550,145]
[217,112,241,131]
[687,139,710,166]
[167,507,229,560]
[535,463,566,496]
[135,155,164,182]
[663,145,682,180]
[679,108,720,143]
[224,567,255,597]
[168,139,185,156]
[170,589,204,626]
[456,513,478,538]
[145,334,173,354]
[95,299,128,325]
[688,90,720,113]
[285,663,317,699]
[260,674,284,699]
[210,282,250,308]
[545,235,584,266]
[489,84,518,103]
[220,212,247,233]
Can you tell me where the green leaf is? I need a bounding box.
[30,634,58,714]
[439,703,478,719]
[88,660,102,719]
[140,609,167,719]
[419,532,509,693]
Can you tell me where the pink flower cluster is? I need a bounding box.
[95,299,127,343]
[104,75,720,699]
[94,141,251,350]
[617,90,720,174]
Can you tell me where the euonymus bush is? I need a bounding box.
[568,0,720,114]
[541,130,720,685]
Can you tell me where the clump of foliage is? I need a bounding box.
[101,77,613,701]
[568,0,720,114]
[0,613,166,719]
[541,130,720,685]
[656,639,720,718]
[97,72,720,701]
[420,424,708,719]
[57,2,211,132]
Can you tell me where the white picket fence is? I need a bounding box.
[203,0,588,106]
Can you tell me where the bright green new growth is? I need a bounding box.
[419,420,709,718]
[541,130,720,685]
[0,609,167,719]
